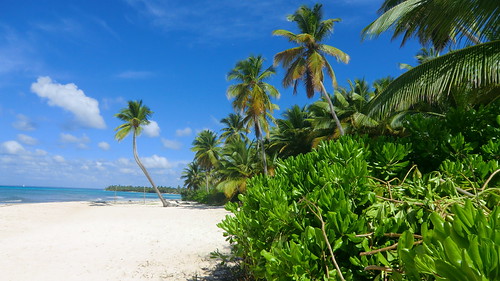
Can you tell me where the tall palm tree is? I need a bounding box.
[363,0,500,119]
[191,130,221,192]
[227,55,280,175]
[273,3,350,136]
[220,113,249,144]
[114,100,170,207]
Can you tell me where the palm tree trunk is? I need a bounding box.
[256,119,268,175]
[320,82,345,136]
[133,132,170,207]
[205,169,210,193]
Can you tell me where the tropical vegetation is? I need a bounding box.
[172,1,499,279]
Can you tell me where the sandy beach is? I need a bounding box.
[0,201,231,281]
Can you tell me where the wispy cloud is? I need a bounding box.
[17,134,38,145]
[59,133,91,149]
[161,138,182,150]
[116,70,154,79]
[175,127,192,137]
[124,0,301,44]
[12,114,37,131]
[0,25,42,76]
[98,141,110,150]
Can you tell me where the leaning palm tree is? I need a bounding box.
[114,100,170,207]
[227,55,280,175]
[362,0,500,119]
[273,3,350,136]
[191,130,221,192]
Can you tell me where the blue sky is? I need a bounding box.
[0,0,421,189]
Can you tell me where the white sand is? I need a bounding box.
[0,201,231,281]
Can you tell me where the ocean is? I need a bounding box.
[0,185,182,204]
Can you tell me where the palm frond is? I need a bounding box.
[273,47,304,68]
[272,29,298,42]
[320,45,350,64]
[368,40,500,119]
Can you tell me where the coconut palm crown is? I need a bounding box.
[227,55,280,175]
[273,3,350,136]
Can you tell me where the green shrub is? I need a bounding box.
[219,135,499,280]
[398,200,500,281]
[181,188,227,205]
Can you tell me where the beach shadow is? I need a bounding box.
[88,201,111,206]
[187,262,249,281]
[176,201,226,210]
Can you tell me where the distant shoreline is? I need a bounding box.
[0,185,181,205]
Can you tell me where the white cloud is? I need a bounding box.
[116,71,153,79]
[98,141,110,150]
[12,114,36,131]
[143,120,160,137]
[35,149,48,156]
[1,141,25,154]
[17,134,38,145]
[141,154,172,169]
[161,138,182,150]
[175,127,192,137]
[30,76,106,129]
[60,133,90,149]
[53,155,65,163]
[117,157,132,166]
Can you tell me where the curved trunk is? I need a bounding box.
[255,119,268,175]
[320,82,345,136]
[133,132,170,207]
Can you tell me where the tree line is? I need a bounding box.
[105,185,180,194]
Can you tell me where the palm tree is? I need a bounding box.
[217,139,260,199]
[273,3,350,136]
[220,113,249,144]
[181,162,204,190]
[362,0,500,119]
[114,100,170,207]
[400,47,441,70]
[269,105,314,159]
[227,55,280,175]
[191,130,221,192]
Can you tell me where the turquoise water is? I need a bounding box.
[0,185,181,204]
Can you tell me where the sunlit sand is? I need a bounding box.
[0,201,230,280]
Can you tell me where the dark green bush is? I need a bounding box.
[181,188,227,205]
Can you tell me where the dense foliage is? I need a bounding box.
[172,1,500,279]
[219,104,499,280]
[105,185,180,194]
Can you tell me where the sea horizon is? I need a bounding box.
[0,185,181,204]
